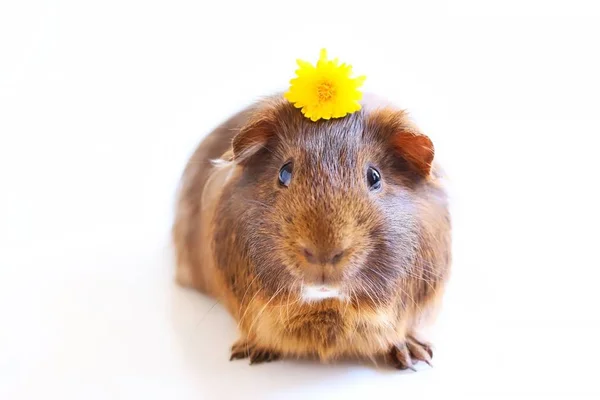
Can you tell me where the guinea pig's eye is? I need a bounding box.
[367,166,382,191]
[278,161,293,187]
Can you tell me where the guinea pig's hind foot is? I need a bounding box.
[387,336,433,371]
[230,339,281,365]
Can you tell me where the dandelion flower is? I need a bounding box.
[284,49,366,122]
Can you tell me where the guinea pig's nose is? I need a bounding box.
[301,247,346,266]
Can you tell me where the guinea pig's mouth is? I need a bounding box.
[301,285,347,302]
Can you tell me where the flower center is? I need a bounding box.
[316,80,336,102]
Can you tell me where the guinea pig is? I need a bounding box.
[172,94,451,369]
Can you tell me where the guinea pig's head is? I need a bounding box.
[228,96,436,304]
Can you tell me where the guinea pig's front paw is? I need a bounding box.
[387,336,433,371]
[229,339,281,365]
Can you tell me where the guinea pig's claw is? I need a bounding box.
[388,343,414,370]
[388,335,434,371]
[249,349,280,364]
[230,340,251,361]
[230,339,281,365]
[406,336,433,366]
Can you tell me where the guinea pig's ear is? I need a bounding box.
[391,130,434,177]
[367,108,435,177]
[232,119,272,163]
[231,98,284,164]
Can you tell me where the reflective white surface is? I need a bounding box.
[2,1,600,398]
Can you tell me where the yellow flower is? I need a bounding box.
[284,49,366,122]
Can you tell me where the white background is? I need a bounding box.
[1,1,599,399]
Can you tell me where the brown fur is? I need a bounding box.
[172,94,451,368]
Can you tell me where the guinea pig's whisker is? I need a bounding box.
[277,281,295,325]
[194,300,219,331]
[358,271,386,307]
[341,289,352,318]
[362,265,391,285]
[365,279,385,309]
[247,285,285,336]
[398,282,423,313]
[280,280,303,332]
[367,353,379,368]
[285,280,301,323]
[416,267,445,280]
[355,279,378,312]
[237,275,266,329]
[238,271,264,315]
[402,269,433,281]
[237,289,262,329]
[401,268,442,291]
[397,291,407,311]
[283,284,293,324]
[348,289,362,342]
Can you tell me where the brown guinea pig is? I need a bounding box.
[172,94,451,369]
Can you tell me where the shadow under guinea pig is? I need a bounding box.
[168,278,428,399]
